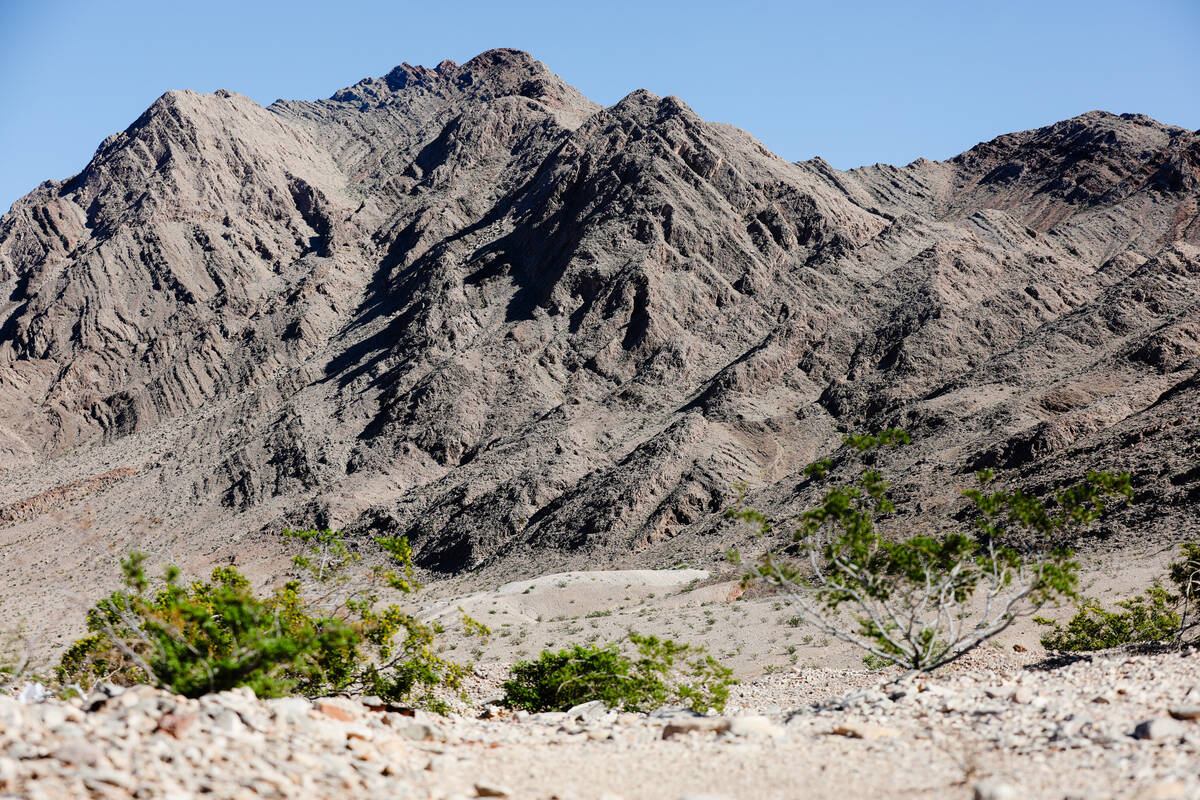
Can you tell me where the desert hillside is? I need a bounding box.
[1,48,1198,624]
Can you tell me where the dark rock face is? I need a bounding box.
[0,51,1197,593]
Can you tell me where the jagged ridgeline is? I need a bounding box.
[1,50,1198,604]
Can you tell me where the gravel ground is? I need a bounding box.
[4,648,1200,800]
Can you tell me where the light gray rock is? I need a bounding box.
[527,712,570,726]
[51,739,103,766]
[1168,705,1200,720]
[727,716,784,738]
[973,780,1020,800]
[1132,718,1187,741]
[388,720,439,741]
[210,709,246,735]
[566,700,607,722]
[662,717,731,739]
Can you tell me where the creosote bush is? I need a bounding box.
[728,429,1132,675]
[58,530,466,707]
[501,634,734,713]
[1037,541,1200,651]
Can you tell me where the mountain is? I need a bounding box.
[1,50,1197,617]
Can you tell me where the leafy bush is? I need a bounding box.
[58,531,466,705]
[501,633,734,713]
[1036,587,1180,651]
[729,430,1132,675]
[1037,540,1200,651]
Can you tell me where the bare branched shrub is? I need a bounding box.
[729,430,1132,675]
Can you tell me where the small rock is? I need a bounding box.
[1167,705,1200,720]
[678,795,735,800]
[727,716,784,738]
[1134,779,1188,799]
[566,699,607,722]
[377,738,406,758]
[157,711,198,738]
[0,757,17,789]
[1011,687,1036,705]
[832,722,902,740]
[475,782,512,797]
[662,717,731,739]
[80,767,135,791]
[211,709,246,735]
[388,719,439,741]
[267,697,314,725]
[1132,717,1187,741]
[51,739,103,767]
[16,682,47,704]
[315,698,362,722]
[973,779,1019,800]
[344,723,374,741]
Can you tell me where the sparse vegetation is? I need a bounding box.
[58,530,467,707]
[1037,541,1200,651]
[501,633,734,713]
[729,430,1132,675]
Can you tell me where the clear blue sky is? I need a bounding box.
[2,0,1197,213]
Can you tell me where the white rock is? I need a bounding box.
[726,716,784,738]
[1132,717,1186,741]
[973,779,1020,800]
[566,699,607,722]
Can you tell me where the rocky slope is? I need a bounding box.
[0,50,1197,621]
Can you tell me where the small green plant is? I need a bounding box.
[1037,541,1200,651]
[459,608,492,639]
[501,633,734,713]
[803,459,833,480]
[728,430,1132,675]
[58,530,467,706]
[0,626,36,691]
[843,428,911,452]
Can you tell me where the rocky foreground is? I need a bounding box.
[3,650,1200,800]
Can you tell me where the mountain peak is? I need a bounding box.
[326,48,588,112]
[2,55,1198,615]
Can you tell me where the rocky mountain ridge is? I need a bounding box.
[0,50,1197,616]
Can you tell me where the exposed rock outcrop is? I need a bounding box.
[1,51,1197,613]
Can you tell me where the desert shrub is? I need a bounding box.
[58,531,466,705]
[0,627,36,691]
[501,633,734,713]
[729,430,1132,675]
[1037,540,1200,651]
[1036,588,1180,651]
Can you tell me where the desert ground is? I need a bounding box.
[4,564,1200,800]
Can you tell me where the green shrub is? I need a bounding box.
[1036,587,1180,651]
[1037,540,1200,651]
[729,430,1132,674]
[501,633,734,713]
[58,531,466,706]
